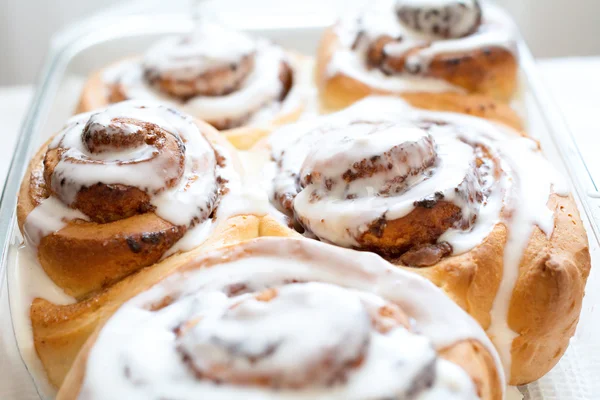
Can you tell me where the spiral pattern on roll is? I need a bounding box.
[43,101,226,226]
[270,100,498,264]
[104,22,295,130]
[75,238,499,399]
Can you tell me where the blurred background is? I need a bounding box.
[1,0,600,85]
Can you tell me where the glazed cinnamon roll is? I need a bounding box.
[57,238,503,400]
[17,101,255,300]
[260,96,590,385]
[316,0,518,112]
[78,22,310,149]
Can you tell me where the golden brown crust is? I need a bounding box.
[410,194,590,385]
[398,91,523,131]
[33,215,261,389]
[316,26,519,121]
[439,340,502,400]
[508,194,591,384]
[57,235,502,400]
[78,53,309,150]
[259,191,589,385]
[38,214,185,297]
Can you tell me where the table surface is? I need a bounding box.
[1,57,600,399]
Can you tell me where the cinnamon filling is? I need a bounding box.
[398,242,453,267]
[206,61,294,131]
[396,0,482,39]
[169,282,438,394]
[144,53,256,100]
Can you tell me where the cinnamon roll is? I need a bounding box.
[260,96,590,385]
[57,238,503,400]
[17,101,255,300]
[77,22,310,149]
[316,0,518,112]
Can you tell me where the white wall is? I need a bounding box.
[500,0,600,58]
[0,0,123,85]
[1,0,599,85]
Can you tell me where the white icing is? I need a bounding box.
[104,29,303,128]
[161,220,214,258]
[50,110,190,207]
[237,149,292,225]
[268,96,568,372]
[23,100,239,251]
[23,196,88,247]
[143,22,256,80]
[327,0,517,92]
[79,238,500,399]
[284,122,480,247]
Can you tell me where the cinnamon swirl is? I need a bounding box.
[17,101,254,300]
[78,22,310,149]
[260,96,590,385]
[57,238,503,400]
[316,0,518,112]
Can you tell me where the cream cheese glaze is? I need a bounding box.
[327,0,517,92]
[143,23,256,81]
[77,238,502,399]
[23,100,240,253]
[396,0,482,39]
[268,96,568,375]
[102,23,305,129]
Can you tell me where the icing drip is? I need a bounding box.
[79,238,497,399]
[268,96,568,371]
[23,197,88,247]
[104,23,297,129]
[23,101,234,247]
[486,137,569,375]
[327,0,516,91]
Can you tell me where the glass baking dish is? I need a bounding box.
[1,3,599,400]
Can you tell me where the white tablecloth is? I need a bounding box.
[1,57,600,399]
